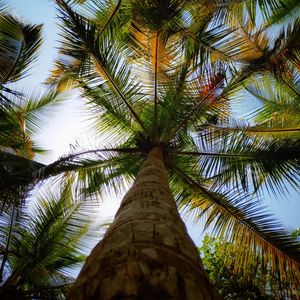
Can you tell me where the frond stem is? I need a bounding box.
[174,150,261,159]
[92,54,147,132]
[281,77,300,99]
[39,147,141,175]
[200,124,300,133]
[98,0,122,36]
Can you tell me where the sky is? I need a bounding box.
[8,0,300,244]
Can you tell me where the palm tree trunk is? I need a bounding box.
[67,147,220,300]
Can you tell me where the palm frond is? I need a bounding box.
[0,15,42,84]
[189,131,300,195]
[56,0,147,132]
[198,118,300,139]
[246,74,300,122]
[267,0,300,24]
[268,18,300,67]
[35,146,142,197]
[14,88,64,135]
[213,21,268,63]
[1,180,99,292]
[169,163,300,290]
[164,64,229,143]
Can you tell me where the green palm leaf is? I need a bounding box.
[0,179,100,298]
[56,0,146,132]
[0,14,42,85]
[181,131,300,195]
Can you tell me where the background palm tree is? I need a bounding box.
[0,4,63,212]
[41,0,300,298]
[0,7,99,299]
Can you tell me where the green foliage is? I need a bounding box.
[0,12,42,106]
[0,180,99,299]
[0,6,64,212]
[1,0,300,297]
[292,228,300,238]
[199,234,299,299]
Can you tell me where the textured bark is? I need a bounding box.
[67,148,221,300]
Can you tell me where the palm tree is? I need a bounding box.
[0,5,103,300]
[0,3,42,200]
[0,5,63,212]
[43,0,300,298]
[0,179,98,299]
